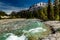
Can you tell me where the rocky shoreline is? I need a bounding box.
[42,21,60,40]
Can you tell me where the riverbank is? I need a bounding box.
[42,21,60,40]
[0,19,60,40]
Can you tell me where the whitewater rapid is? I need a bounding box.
[5,33,27,40]
[4,27,46,40]
[0,19,50,40]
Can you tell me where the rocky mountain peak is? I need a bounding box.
[29,2,47,11]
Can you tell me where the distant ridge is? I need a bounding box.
[29,2,47,11]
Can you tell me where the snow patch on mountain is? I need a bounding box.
[29,2,47,11]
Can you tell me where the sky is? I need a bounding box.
[0,0,53,14]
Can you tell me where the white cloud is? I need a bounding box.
[0,2,29,14]
[3,7,28,15]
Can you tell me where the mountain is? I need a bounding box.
[29,2,47,11]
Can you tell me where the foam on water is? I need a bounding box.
[23,27,46,33]
[5,33,27,40]
[5,26,46,40]
[28,27,46,33]
[0,20,50,40]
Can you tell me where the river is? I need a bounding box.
[0,19,51,40]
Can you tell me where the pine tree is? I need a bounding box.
[47,0,54,20]
[38,8,46,20]
[43,7,48,20]
[10,11,17,18]
[59,0,60,20]
[0,11,7,16]
[54,0,59,20]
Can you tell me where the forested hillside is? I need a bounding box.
[0,0,60,21]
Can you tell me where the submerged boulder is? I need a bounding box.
[0,19,51,40]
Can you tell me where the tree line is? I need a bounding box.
[0,0,60,21]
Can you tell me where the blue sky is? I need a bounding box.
[0,0,53,14]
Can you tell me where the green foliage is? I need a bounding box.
[33,10,39,18]
[38,9,45,20]
[47,0,54,20]
[54,0,59,20]
[10,11,17,18]
[56,28,60,32]
[43,7,48,20]
[0,11,8,19]
[0,0,60,21]
[0,11,7,16]
[59,0,60,21]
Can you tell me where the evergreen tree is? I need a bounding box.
[43,7,48,20]
[38,8,46,20]
[59,0,60,21]
[54,0,59,20]
[0,11,7,19]
[10,11,17,18]
[29,11,34,18]
[0,11,7,16]
[33,10,39,18]
[47,0,54,20]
